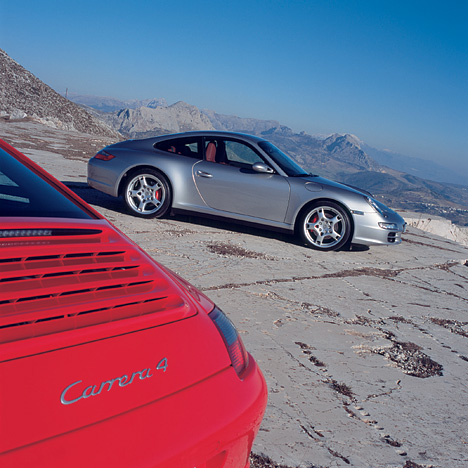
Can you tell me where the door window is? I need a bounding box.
[203,138,266,168]
[225,141,264,166]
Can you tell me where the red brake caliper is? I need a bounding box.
[310,214,318,230]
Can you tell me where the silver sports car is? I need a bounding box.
[88,131,406,251]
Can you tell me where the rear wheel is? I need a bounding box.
[123,169,171,218]
[299,202,351,251]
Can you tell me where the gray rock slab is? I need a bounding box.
[2,120,468,468]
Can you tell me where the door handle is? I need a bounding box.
[196,170,213,178]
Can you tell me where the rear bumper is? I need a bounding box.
[87,174,116,197]
[87,158,120,197]
[0,358,267,468]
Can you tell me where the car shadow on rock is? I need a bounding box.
[66,181,369,253]
[63,181,128,215]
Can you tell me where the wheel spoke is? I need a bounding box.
[130,188,142,198]
[139,176,150,189]
[318,208,326,221]
[315,233,325,245]
[330,214,342,226]
[137,199,147,212]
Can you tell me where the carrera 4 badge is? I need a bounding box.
[60,358,168,405]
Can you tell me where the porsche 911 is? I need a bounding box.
[88,131,406,251]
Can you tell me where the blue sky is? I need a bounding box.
[1,0,467,175]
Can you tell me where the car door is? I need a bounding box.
[193,138,290,223]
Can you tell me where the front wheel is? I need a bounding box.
[123,169,171,218]
[298,202,351,251]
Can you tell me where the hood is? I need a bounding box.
[300,175,369,197]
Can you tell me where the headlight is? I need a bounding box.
[379,222,398,230]
[365,196,385,215]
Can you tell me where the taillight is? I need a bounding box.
[94,150,115,161]
[209,307,249,379]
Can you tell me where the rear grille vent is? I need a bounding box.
[0,265,139,285]
[0,251,127,273]
[0,228,102,238]
[0,231,189,344]
[2,296,168,329]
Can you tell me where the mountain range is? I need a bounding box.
[65,92,168,113]
[69,93,466,187]
[1,48,467,226]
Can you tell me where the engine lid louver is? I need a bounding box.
[0,220,193,344]
[0,228,103,238]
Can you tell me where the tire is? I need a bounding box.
[123,169,171,218]
[299,201,351,251]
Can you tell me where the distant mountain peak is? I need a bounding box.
[346,134,364,146]
[102,100,214,138]
[63,93,167,112]
[260,125,295,137]
[325,133,362,148]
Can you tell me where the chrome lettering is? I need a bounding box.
[60,359,168,405]
[82,385,94,399]
[120,372,137,387]
[99,378,118,393]
[60,380,83,405]
[156,358,168,372]
[117,375,130,387]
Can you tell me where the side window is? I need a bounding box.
[155,138,201,159]
[225,141,264,166]
[203,138,265,167]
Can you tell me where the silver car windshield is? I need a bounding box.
[258,141,309,177]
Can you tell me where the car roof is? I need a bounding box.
[113,131,268,149]
[158,131,266,142]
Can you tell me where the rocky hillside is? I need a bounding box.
[258,127,379,177]
[0,49,119,139]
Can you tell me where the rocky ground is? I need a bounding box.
[404,214,468,248]
[2,120,467,468]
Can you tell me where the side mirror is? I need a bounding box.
[252,162,274,174]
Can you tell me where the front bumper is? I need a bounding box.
[351,210,406,246]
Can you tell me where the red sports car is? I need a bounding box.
[0,139,267,468]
